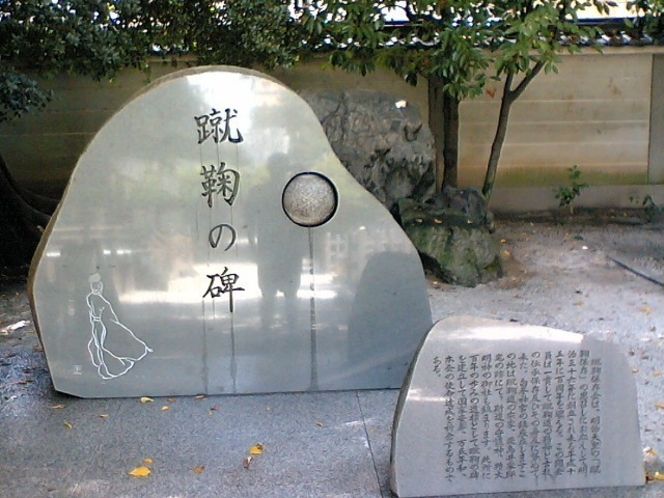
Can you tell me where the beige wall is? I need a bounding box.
[649,54,664,184]
[459,48,653,188]
[0,60,427,195]
[1,48,663,211]
[0,63,178,193]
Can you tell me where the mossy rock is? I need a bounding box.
[398,198,502,287]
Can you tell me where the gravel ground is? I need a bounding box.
[427,212,664,479]
[2,211,664,482]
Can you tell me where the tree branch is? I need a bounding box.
[510,60,545,101]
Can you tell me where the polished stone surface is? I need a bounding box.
[391,316,644,497]
[28,66,432,398]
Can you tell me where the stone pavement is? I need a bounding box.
[1,347,662,498]
[1,353,394,498]
[2,318,663,497]
[3,217,664,497]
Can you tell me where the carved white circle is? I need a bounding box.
[282,172,338,227]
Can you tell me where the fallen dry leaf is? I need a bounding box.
[140,396,154,404]
[645,447,658,457]
[50,404,66,410]
[167,398,175,403]
[161,406,169,411]
[641,306,653,314]
[99,414,109,419]
[194,394,206,400]
[316,421,324,427]
[654,371,663,377]
[249,443,264,455]
[63,420,73,429]
[192,466,205,474]
[655,402,664,410]
[243,456,253,469]
[0,320,28,334]
[128,466,151,477]
[143,458,153,465]
[647,471,664,481]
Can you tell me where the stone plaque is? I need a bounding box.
[390,316,644,497]
[28,66,432,398]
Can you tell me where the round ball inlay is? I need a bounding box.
[282,172,338,227]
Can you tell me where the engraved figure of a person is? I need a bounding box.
[86,273,153,379]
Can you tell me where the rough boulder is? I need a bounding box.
[300,89,435,214]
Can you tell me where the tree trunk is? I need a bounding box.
[442,92,460,190]
[0,153,56,272]
[428,75,460,191]
[482,74,516,200]
[482,63,545,201]
[428,75,446,191]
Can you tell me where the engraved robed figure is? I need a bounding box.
[85,273,153,380]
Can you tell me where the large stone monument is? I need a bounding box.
[28,66,432,398]
[391,316,644,497]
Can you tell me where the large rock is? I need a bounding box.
[398,190,502,287]
[301,90,502,287]
[300,89,435,214]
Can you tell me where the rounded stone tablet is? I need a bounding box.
[282,172,338,227]
[28,65,433,398]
